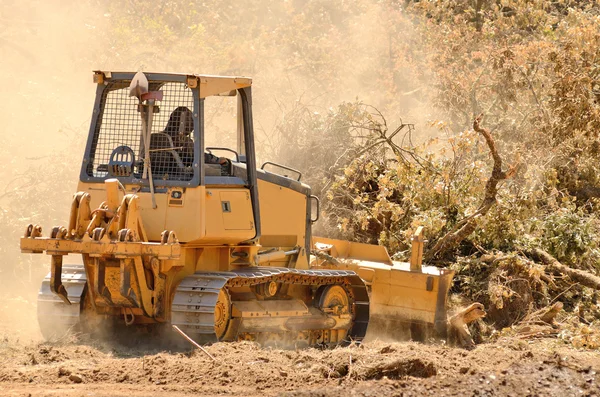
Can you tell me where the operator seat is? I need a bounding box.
[149,132,188,178]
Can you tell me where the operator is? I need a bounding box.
[204,152,228,166]
[164,106,228,166]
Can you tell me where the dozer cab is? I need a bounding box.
[20,71,454,346]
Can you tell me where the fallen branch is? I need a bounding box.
[512,302,564,340]
[516,329,559,339]
[524,248,600,290]
[425,215,481,263]
[425,115,513,261]
[479,253,556,287]
[346,353,353,380]
[172,325,216,361]
[521,302,564,327]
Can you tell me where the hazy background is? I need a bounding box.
[2,0,600,356]
[0,0,435,339]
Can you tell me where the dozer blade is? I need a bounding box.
[311,234,455,340]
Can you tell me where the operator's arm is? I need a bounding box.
[204,153,228,165]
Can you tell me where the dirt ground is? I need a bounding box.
[0,292,597,397]
[1,323,599,397]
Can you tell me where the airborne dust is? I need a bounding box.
[0,1,433,340]
[2,2,600,396]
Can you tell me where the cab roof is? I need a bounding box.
[93,70,252,98]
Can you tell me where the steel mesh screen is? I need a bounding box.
[88,81,195,182]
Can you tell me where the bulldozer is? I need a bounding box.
[20,71,454,347]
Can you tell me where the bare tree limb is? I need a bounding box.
[425,115,512,261]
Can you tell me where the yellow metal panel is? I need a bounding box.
[232,300,309,318]
[371,303,436,323]
[330,260,442,324]
[94,72,252,98]
[77,182,258,244]
[409,226,424,271]
[372,267,438,314]
[386,287,437,311]
[20,237,181,259]
[232,301,271,318]
[369,273,391,307]
[165,186,205,241]
[219,191,253,230]
[256,179,310,268]
[137,202,167,241]
[77,182,168,242]
[312,236,393,265]
[201,188,255,243]
[357,267,376,283]
[196,75,252,98]
[258,179,306,246]
[389,268,438,291]
[194,247,226,272]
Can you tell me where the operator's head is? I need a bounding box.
[165,106,194,137]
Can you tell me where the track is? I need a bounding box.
[37,264,86,340]
[36,265,369,347]
[171,267,369,346]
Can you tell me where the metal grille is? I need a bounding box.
[88,81,195,182]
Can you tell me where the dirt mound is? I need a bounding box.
[313,347,437,380]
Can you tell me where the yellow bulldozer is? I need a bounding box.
[20,71,454,347]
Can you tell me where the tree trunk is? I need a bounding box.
[525,248,600,290]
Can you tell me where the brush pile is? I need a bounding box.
[275,0,600,345]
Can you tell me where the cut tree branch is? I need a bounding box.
[425,115,512,261]
[524,248,600,290]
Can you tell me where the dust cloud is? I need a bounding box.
[0,1,435,341]
[0,1,108,341]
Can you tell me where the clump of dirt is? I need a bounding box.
[362,358,437,380]
[313,346,436,380]
[26,346,69,365]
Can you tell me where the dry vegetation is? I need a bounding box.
[275,0,600,349]
[2,0,600,395]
